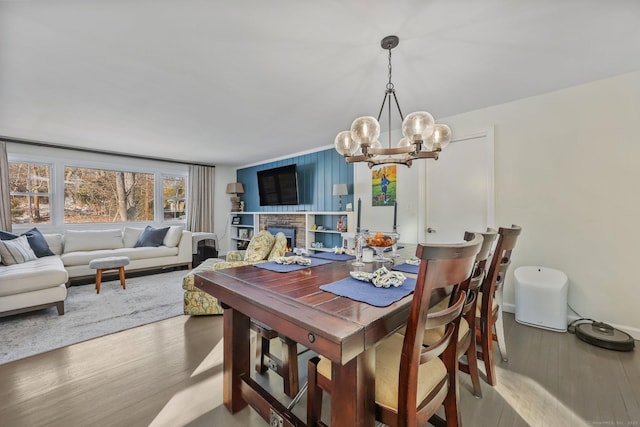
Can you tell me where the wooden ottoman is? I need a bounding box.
[89,256,130,294]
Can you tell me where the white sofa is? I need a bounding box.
[0,226,192,317]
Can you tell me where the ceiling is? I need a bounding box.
[1,1,639,167]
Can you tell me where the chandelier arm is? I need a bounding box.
[391,90,404,122]
[368,146,414,156]
[376,91,390,122]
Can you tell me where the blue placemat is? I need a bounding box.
[320,277,416,307]
[254,258,333,273]
[391,263,419,274]
[310,252,356,261]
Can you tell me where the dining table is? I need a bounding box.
[194,246,420,427]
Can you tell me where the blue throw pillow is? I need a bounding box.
[134,226,169,248]
[0,228,54,257]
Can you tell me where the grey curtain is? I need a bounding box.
[0,141,11,231]
[186,164,215,232]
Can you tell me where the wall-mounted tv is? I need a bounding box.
[257,164,299,206]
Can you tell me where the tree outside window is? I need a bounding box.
[9,162,51,224]
[64,167,154,223]
[163,175,186,220]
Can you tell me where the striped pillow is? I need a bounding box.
[0,235,38,265]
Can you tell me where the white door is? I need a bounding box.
[418,127,494,243]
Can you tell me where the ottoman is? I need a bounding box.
[89,256,130,294]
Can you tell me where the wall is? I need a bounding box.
[236,148,354,212]
[442,70,640,337]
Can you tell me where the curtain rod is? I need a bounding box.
[1,135,216,168]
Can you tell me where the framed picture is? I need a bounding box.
[372,165,397,206]
[239,228,249,239]
[232,216,241,225]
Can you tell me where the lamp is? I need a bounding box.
[226,182,245,212]
[332,183,348,211]
[334,35,451,168]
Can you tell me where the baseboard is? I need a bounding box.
[503,303,640,340]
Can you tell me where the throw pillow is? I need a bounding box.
[123,227,144,248]
[163,225,184,248]
[0,228,55,257]
[0,230,17,240]
[267,232,289,261]
[244,230,276,262]
[23,228,55,257]
[135,226,170,247]
[0,235,37,265]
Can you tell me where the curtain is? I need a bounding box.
[186,164,215,232]
[0,141,11,231]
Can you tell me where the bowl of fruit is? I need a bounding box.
[364,231,398,262]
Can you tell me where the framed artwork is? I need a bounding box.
[372,165,396,206]
[239,228,249,239]
[232,216,241,225]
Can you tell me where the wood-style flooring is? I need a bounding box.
[0,313,638,427]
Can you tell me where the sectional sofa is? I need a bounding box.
[0,226,192,317]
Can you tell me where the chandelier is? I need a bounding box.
[334,35,451,168]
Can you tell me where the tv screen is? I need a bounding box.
[257,164,299,206]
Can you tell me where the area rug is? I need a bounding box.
[0,269,187,365]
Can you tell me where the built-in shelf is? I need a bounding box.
[228,211,353,252]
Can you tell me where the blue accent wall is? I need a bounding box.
[237,148,354,212]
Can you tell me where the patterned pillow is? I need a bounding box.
[244,231,276,262]
[268,232,289,261]
[0,235,38,265]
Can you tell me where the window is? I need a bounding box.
[64,167,155,223]
[162,175,186,220]
[9,162,52,225]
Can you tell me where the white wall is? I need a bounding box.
[442,71,640,336]
[213,165,237,255]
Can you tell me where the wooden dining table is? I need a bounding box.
[194,254,418,427]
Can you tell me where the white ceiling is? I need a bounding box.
[1,0,639,166]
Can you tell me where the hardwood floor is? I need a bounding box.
[0,313,637,426]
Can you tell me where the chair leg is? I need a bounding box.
[442,352,461,427]
[494,291,508,362]
[254,331,270,374]
[307,357,323,427]
[281,337,300,398]
[466,332,483,398]
[478,315,497,386]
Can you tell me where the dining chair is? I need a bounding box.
[476,224,522,386]
[307,234,483,427]
[421,229,497,398]
[251,320,300,398]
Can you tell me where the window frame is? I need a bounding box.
[8,152,188,232]
[8,160,54,226]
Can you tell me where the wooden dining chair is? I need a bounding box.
[476,224,522,386]
[307,234,483,427]
[421,229,497,398]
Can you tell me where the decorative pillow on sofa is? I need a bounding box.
[267,232,289,261]
[244,231,276,262]
[163,225,184,248]
[0,235,37,265]
[124,227,144,248]
[0,227,54,257]
[135,226,170,247]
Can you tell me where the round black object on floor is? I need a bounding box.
[575,321,635,352]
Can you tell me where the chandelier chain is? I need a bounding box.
[386,47,394,91]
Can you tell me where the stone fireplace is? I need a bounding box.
[259,214,306,250]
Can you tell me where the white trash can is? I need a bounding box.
[514,266,568,332]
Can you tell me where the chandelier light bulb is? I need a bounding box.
[397,137,411,148]
[350,116,380,146]
[428,124,452,151]
[402,111,435,142]
[334,130,359,156]
[371,139,382,149]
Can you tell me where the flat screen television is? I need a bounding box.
[257,164,299,206]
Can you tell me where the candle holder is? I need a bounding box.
[352,232,365,267]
